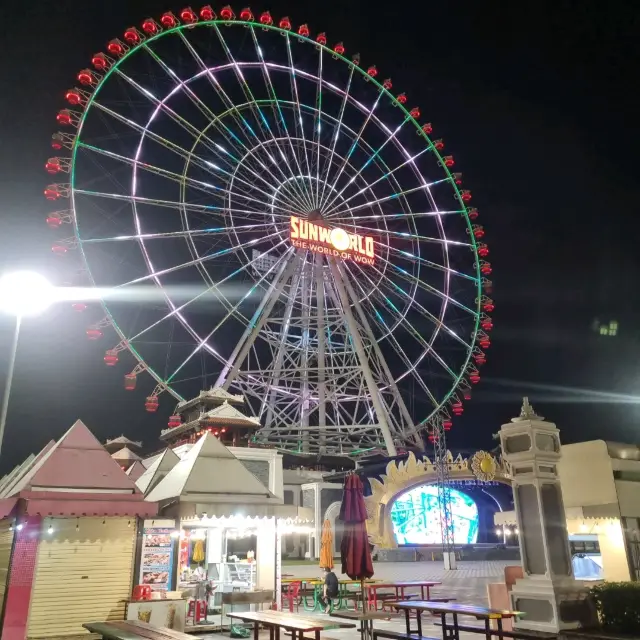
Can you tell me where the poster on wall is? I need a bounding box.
[139,527,175,591]
[127,599,186,631]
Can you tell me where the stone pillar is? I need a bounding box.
[500,399,588,633]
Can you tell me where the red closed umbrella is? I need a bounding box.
[339,474,374,608]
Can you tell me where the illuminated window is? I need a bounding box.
[593,319,619,337]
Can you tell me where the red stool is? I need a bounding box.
[282,581,301,613]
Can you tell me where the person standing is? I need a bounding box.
[319,567,339,613]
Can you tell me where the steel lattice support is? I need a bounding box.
[432,419,457,570]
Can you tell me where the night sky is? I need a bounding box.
[1,1,639,474]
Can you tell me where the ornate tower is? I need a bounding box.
[499,399,589,632]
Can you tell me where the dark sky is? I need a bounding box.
[1,1,639,474]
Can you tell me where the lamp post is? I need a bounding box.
[0,271,54,458]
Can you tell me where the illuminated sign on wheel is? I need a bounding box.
[289,216,375,265]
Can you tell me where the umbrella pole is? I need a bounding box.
[361,578,367,613]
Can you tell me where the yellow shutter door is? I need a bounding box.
[0,520,15,608]
[27,517,136,639]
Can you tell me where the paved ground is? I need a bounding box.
[196,561,518,640]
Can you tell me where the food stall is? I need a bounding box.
[137,432,309,631]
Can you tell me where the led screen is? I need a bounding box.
[390,484,479,545]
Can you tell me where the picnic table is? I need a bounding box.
[366,581,441,611]
[391,601,522,640]
[281,577,380,611]
[228,610,355,640]
[331,608,392,640]
[83,619,191,640]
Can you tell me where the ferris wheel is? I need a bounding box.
[44,6,494,456]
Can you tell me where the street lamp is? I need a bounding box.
[0,271,54,458]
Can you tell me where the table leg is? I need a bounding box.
[452,613,460,640]
[496,617,504,640]
[253,621,259,640]
[404,609,411,635]
[416,611,423,637]
[484,619,492,640]
[315,630,320,640]
[439,613,447,640]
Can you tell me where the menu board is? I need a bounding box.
[139,527,175,591]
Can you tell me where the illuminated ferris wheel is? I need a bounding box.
[44,6,494,455]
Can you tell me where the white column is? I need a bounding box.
[500,399,590,632]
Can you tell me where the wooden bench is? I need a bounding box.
[84,619,191,640]
[434,621,557,640]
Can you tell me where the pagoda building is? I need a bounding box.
[161,387,261,449]
[104,436,143,470]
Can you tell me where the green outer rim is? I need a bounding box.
[67,17,483,427]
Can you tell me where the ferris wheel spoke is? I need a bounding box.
[324,183,440,219]
[321,147,434,216]
[175,33,312,209]
[318,91,384,212]
[321,114,412,213]
[346,269,451,404]
[134,46,297,203]
[112,69,304,215]
[213,25,315,212]
[335,219,472,248]
[73,189,293,223]
[79,221,279,245]
[164,246,295,384]
[249,29,319,211]
[330,209,465,224]
[345,260,460,377]
[372,235,479,287]
[77,142,237,203]
[92,100,303,217]
[128,241,292,345]
[115,228,286,288]
[283,34,316,207]
[311,46,325,207]
[318,64,354,208]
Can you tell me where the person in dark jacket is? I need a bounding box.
[319,567,339,613]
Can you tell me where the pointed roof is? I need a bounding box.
[136,448,180,496]
[104,436,142,451]
[125,461,146,482]
[0,441,55,499]
[9,420,142,495]
[201,401,260,427]
[145,433,276,504]
[111,446,142,462]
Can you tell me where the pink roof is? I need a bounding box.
[16,420,143,494]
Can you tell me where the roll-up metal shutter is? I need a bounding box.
[27,517,135,638]
[0,520,14,611]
